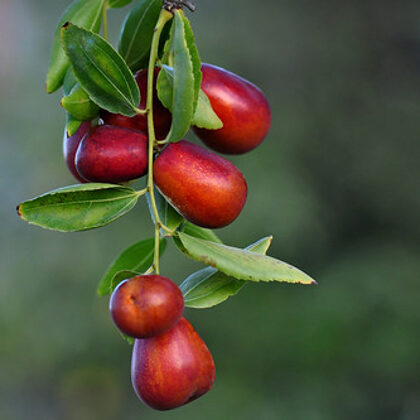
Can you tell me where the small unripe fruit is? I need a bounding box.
[131,317,215,410]
[193,63,271,154]
[62,121,90,182]
[109,275,184,338]
[101,68,171,140]
[154,140,247,228]
[75,125,148,183]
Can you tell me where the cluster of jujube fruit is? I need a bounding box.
[63,63,271,228]
[17,0,315,413]
[62,53,271,408]
[110,275,214,410]
[12,0,320,413]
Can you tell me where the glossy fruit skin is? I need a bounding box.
[101,68,171,140]
[109,275,184,339]
[131,317,215,410]
[75,125,148,183]
[62,121,90,183]
[193,63,271,154]
[154,140,247,229]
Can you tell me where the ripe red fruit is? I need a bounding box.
[154,140,247,229]
[193,63,271,154]
[101,68,171,140]
[62,121,90,183]
[131,317,215,410]
[109,275,184,338]
[75,125,148,183]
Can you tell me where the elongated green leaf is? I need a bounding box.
[147,188,183,234]
[180,237,272,309]
[46,0,106,93]
[17,184,139,232]
[192,89,223,129]
[158,66,222,130]
[118,0,162,71]
[97,238,167,296]
[61,83,99,120]
[181,11,201,111]
[181,221,222,244]
[109,0,133,8]
[61,24,140,116]
[158,9,195,143]
[65,112,83,137]
[156,65,174,110]
[178,232,316,285]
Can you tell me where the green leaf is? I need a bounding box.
[61,23,140,116]
[61,83,100,120]
[181,11,201,112]
[181,221,222,244]
[118,0,162,71]
[180,237,272,309]
[109,0,133,8]
[65,112,83,137]
[157,67,221,130]
[46,0,106,93]
[63,68,78,95]
[147,188,183,234]
[192,89,223,129]
[97,238,167,296]
[177,232,317,285]
[156,65,174,109]
[157,9,195,143]
[17,184,139,232]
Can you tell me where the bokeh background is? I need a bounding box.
[1,0,419,418]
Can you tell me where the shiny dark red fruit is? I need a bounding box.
[101,68,172,140]
[193,63,271,154]
[154,140,247,229]
[75,125,148,183]
[131,317,215,410]
[109,275,184,339]
[62,121,90,183]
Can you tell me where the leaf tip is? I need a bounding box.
[61,21,72,30]
[16,203,23,218]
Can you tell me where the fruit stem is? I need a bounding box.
[134,107,148,115]
[146,9,174,274]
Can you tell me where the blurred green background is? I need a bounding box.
[1,0,419,419]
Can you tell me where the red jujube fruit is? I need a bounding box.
[62,121,91,183]
[193,63,271,154]
[75,125,148,183]
[131,317,215,410]
[153,140,247,229]
[109,275,184,338]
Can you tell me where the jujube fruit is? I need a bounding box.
[109,275,184,338]
[62,121,90,183]
[193,63,271,154]
[131,317,215,410]
[153,140,247,229]
[75,125,148,183]
[101,68,172,140]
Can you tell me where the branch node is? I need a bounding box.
[163,0,196,12]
